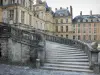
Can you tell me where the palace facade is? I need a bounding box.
[0,0,100,41]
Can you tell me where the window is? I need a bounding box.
[83,24,86,33]
[94,28,96,33]
[61,35,63,37]
[89,24,91,33]
[29,15,31,25]
[73,25,75,33]
[89,35,91,40]
[78,24,80,27]
[94,24,96,33]
[94,24,96,28]
[78,29,80,33]
[78,35,80,40]
[66,26,68,32]
[9,10,14,20]
[94,35,97,40]
[78,19,80,22]
[61,19,63,23]
[83,35,85,40]
[21,0,25,6]
[66,19,68,23]
[83,19,86,22]
[66,35,68,38]
[78,24,80,33]
[61,26,63,32]
[9,0,15,4]
[73,36,75,39]
[56,26,58,32]
[56,19,58,23]
[21,11,25,24]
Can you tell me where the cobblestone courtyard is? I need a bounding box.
[0,64,99,75]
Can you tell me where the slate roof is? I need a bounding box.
[54,8,70,17]
[73,15,100,23]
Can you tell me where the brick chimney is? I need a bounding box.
[70,6,73,16]
[90,10,92,15]
[55,8,57,11]
[80,11,82,16]
[60,7,62,9]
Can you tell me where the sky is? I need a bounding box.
[45,0,100,18]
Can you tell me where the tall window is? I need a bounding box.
[89,24,91,33]
[61,19,63,23]
[61,35,63,37]
[21,11,25,24]
[94,35,97,40]
[56,26,58,32]
[83,35,85,40]
[78,35,80,40]
[73,25,75,33]
[78,29,80,33]
[56,19,58,23]
[66,26,68,32]
[94,24,96,33]
[78,24,80,27]
[66,19,68,23]
[29,15,31,25]
[9,10,14,20]
[89,35,91,40]
[83,24,86,33]
[21,0,25,6]
[73,36,75,39]
[9,0,15,4]
[66,35,68,38]
[61,26,63,32]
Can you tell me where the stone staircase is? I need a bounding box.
[41,41,93,72]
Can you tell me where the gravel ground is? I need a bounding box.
[0,64,99,75]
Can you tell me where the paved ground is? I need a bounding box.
[0,64,99,75]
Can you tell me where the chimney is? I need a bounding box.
[90,10,92,15]
[60,7,62,9]
[80,11,82,16]
[55,8,57,11]
[70,6,73,16]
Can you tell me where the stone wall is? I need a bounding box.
[8,39,30,63]
[0,38,8,58]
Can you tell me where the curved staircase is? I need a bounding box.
[41,41,93,72]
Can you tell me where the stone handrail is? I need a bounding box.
[8,24,46,67]
[43,34,100,73]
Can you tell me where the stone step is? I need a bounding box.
[46,56,88,59]
[45,62,89,66]
[47,52,86,55]
[47,49,83,52]
[44,63,89,69]
[47,53,87,56]
[41,66,93,72]
[47,59,88,62]
[47,51,84,54]
[47,47,81,50]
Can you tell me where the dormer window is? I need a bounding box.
[88,19,91,22]
[78,19,80,22]
[83,19,86,22]
[93,18,97,22]
[98,18,100,21]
